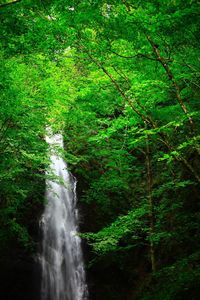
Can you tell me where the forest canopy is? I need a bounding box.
[0,0,200,299]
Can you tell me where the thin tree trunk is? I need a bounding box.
[84,48,153,125]
[145,131,156,272]
[146,35,193,126]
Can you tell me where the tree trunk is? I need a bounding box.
[145,131,156,272]
[146,35,193,126]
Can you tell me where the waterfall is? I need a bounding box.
[40,132,88,300]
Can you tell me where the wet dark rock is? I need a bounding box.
[0,251,41,300]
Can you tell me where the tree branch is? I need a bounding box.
[110,49,157,61]
[0,0,21,8]
[146,35,194,127]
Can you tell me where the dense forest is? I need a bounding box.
[0,0,200,299]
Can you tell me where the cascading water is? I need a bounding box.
[40,132,88,300]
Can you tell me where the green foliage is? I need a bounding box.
[142,252,200,300]
[82,207,148,254]
[0,0,200,299]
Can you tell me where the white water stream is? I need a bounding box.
[40,133,88,300]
